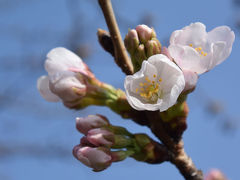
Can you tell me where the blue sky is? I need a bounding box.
[0,0,239,179]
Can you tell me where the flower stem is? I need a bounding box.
[98,0,133,75]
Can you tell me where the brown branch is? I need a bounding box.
[98,0,133,75]
[147,111,203,180]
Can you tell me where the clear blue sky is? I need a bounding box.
[0,0,239,179]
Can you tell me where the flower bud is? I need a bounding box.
[87,128,114,147]
[76,115,109,135]
[205,169,227,180]
[124,25,161,72]
[124,29,139,54]
[145,38,161,57]
[73,145,112,172]
[136,24,156,43]
[37,47,93,106]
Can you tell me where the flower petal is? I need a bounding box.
[168,45,209,74]
[124,54,185,111]
[49,72,86,102]
[207,26,235,69]
[45,47,86,76]
[170,22,207,46]
[37,76,60,102]
[182,70,198,92]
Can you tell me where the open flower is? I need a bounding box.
[168,22,235,74]
[37,47,94,107]
[124,54,185,111]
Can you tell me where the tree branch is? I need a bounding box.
[98,0,133,75]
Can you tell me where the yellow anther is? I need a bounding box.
[140,83,144,86]
[152,81,155,84]
[201,51,204,55]
[136,88,139,93]
[145,77,151,83]
[198,47,202,51]
[189,44,193,47]
[204,53,207,56]
[159,78,162,82]
[153,74,156,78]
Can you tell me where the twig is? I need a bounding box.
[98,0,133,75]
[147,111,203,180]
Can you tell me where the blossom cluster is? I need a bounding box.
[124,23,234,111]
[37,22,235,173]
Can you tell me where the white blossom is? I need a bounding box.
[168,22,235,74]
[37,47,91,104]
[124,54,185,111]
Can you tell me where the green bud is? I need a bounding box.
[145,38,161,58]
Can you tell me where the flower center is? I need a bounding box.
[189,44,207,57]
[135,74,162,102]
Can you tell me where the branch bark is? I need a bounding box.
[98,0,133,75]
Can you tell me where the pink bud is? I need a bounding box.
[73,145,112,172]
[205,169,227,180]
[87,128,114,146]
[136,24,155,43]
[76,115,109,135]
[124,29,139,53]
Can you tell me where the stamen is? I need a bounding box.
[189,44,207,58]
[135,75,163,102]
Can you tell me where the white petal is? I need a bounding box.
[170,22,207,46]
[37,76,60,102]
[49,72,86,102]
[168,45,209,74]
[182,70,198,91]
[124,55,185,111]
[45,47,85,76]
[208,41,226,70]
[207,26,235,69]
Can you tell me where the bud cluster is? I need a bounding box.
[73,115,164,171]
[124,25,161,72]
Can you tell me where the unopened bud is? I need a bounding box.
[73,145,112,172]
[76,115,109,135]
[124,29,139,54]
[145,38,161,57]
[205,169,227,180]
[136,24,156,43]
[87,128,114,147]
